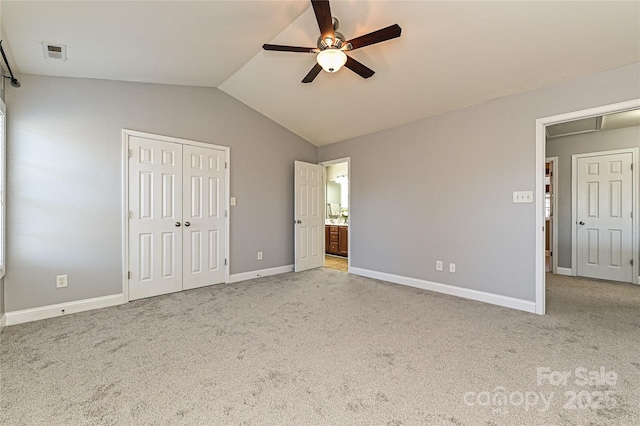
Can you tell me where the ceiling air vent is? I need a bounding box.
[42,43,67,61]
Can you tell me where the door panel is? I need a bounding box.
[182,145,226,290]
[576,152,633,282]
[295,161,324,272]
[129,136,183,300]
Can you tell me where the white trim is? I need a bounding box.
[229,265,294,283]
[350,267,536,314]
[122,133,129,301]
[5,294,125,326]
[570,148,638,284]
[319,157,351,272]
[0,313,6,333]
[556,267,573,276]
[535,99,640,315]
[0,97,6,280]
[535,120,547,315]
[122,129,231,301]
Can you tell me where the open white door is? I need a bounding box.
[294,161,324,272]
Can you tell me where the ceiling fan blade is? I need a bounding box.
[346,24,402,50]
[302,63,323,83]
[345,56,375,79]
[263,44,315,53]
[311,0,335,41]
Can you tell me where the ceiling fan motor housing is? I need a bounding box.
[317,30,346,50]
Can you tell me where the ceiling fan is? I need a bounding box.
[262,0,401,83]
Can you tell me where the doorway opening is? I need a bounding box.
[536,100,640,314]
[320,158,350,273]
[545,158,557,273]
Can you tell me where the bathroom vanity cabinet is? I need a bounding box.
[325,225,348,257]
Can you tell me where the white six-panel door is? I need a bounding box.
[182,145,226,290]
[129,136,184,300]
[128,133,227,300]
[576,152,633,282]
[294,161,325,272]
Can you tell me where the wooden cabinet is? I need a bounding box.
[325,225,348,256]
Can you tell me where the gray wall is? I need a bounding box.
[318,63,640,302]
[546,126,640,268]
[5,74,316,312]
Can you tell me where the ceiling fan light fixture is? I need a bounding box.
[317,48,347,73]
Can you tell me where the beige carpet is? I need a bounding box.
[1,270,638,425]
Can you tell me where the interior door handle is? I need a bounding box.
[295,220,302,224]
[579,221,585,225]
[184,222,190,227]
[175,222,181,227]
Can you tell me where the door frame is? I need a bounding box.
[545,156,558,274]
[319,157,351,272]
[122,129,230,302]
[535,99,640,315]
[570,148,638,283]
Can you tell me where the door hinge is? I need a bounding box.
[631,163,633,171]
[128,210,132,219]
[225,162,228,169]
[225,210,227,218]
[630,259,634,266]
[128,149,132,158]
[128,271,131,279]
[224,259,227,266]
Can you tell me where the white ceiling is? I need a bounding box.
[2,1,639,146]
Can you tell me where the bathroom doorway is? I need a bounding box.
[321,158,350,272]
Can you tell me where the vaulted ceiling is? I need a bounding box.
[2,1,639,146]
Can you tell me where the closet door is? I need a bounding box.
[182,145,226,290]
[128,136,183,300]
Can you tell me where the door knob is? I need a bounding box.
[185,222,191,227]
[579,221,585,225]
[175,222,181,227]
[295,220,302,224]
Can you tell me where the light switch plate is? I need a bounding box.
[230,197,237,206]
[513,191,533,203]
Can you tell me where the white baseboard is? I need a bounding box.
[350,267,537,314]
[556,267,573,276]
[229,264,294,283]
[0,313,6,333]
[5,294,125,326]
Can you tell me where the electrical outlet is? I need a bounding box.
[257,251,263,261]
[435,261,443,271]
[56,274,68,288]
[449,263,456,273]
